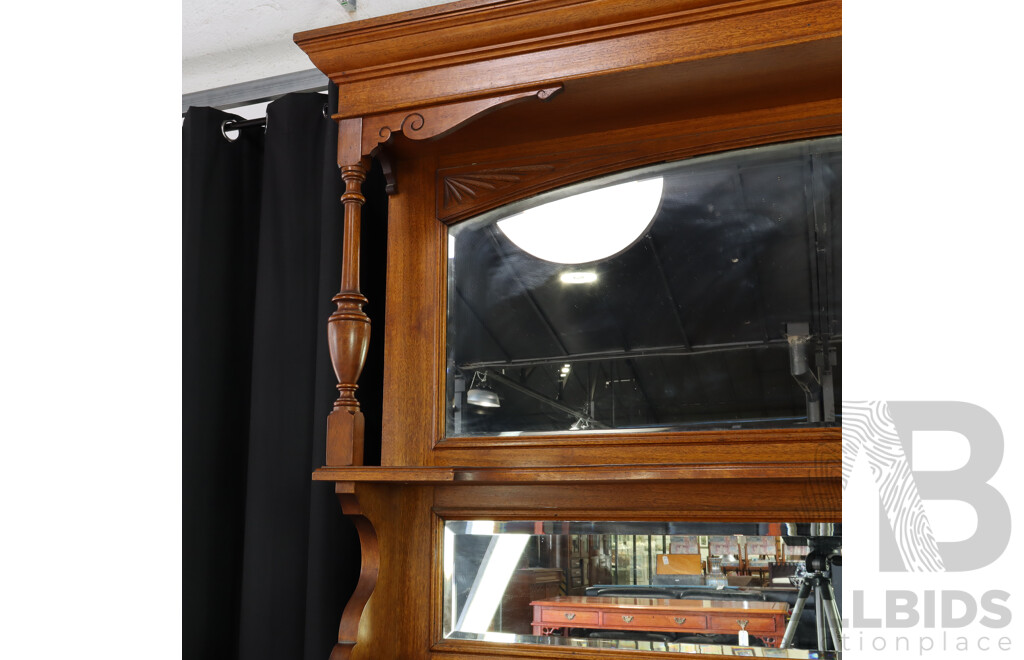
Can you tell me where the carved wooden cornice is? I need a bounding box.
[295,0,841,120]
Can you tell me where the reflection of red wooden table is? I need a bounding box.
[530,596,788,647]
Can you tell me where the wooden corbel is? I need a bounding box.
[336,86,562,189]
[329,485,378,660]
[324,86,560,467]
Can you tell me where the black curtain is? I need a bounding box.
[183,90,388,660]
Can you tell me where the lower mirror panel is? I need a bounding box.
[442,520,841,658]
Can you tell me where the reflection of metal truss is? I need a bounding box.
[482,370,608,429]
[461,336,841,371]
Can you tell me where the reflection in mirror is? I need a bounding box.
[442,521,841,657]
[446,137,841,438]
[497,177,664,264]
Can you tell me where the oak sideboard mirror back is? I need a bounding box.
[295,1,842,658]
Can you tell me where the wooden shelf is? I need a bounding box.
[311,466,457,483]
[312,462,838,484]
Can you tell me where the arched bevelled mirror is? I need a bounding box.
[446,136,842,438]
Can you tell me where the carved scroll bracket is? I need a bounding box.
[329,488,379,660]
[336,86,562,186]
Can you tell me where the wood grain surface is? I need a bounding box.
[293,1,844,657]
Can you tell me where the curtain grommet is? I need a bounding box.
[221,120,238,143]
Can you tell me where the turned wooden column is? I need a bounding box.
[323,91,562,468]
[326,158,372,466]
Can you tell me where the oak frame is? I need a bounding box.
[384,103,842,470]
[294,1,843,658]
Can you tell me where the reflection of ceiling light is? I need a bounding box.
[497,177,663,264]
[560,271,597,284]
[469,521,497,535]
[455,533,530,633]
[466,371,501,408]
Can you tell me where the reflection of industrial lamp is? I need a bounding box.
[466,371,501,408]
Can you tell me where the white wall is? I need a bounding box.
[183,0,456,95]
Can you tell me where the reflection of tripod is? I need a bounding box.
[780,541,842,658]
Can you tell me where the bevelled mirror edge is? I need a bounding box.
[441,135,841,449]
[435,518,842,658]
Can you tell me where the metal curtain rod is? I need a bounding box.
[219,116,267,142]
[219,102,330,142]
[223,117,266,131]
[185,70,334,143]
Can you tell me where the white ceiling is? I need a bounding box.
[182,0,454,94]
